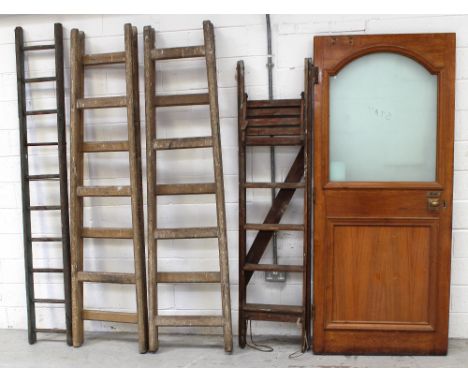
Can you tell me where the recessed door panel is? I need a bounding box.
[313,33,455,355]
[328,220,436,329]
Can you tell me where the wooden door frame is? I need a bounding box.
[313,33,456,354]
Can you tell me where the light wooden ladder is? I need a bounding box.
[69,24,148,353]
[144,20,233,352]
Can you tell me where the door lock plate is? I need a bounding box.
[427,191,442,211]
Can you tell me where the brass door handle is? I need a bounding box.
[429,199,440,208]
[427,191,443,211]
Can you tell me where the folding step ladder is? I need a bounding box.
[237,59,316,351]
[15,23,72,345]
[69,24,148,353]
[143,20,233,352]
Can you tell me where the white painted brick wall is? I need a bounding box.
[1,14,468,339]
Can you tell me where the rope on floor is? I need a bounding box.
[246,320,274,352]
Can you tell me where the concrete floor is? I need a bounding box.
[1,329,468,367]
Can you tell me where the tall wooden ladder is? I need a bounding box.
[237,59,316,351]
[15,23,72,345]
[69,24,148,353]
[144,20,233,352]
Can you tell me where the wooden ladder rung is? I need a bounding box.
[243,263,303,273]
[82,310,138,324]
[31,237,62,242]
[77,271,135,284]
[77,96,127,109]
[152,45,206,60]
[244,182,305,189]
[156,182,216,195]
[154,227,218,240]
[244,223,304,231]
[25,109,57,116]
[24,76,56,83]
[23,44,55,51]
[82,52,126,66]
[82,227,134,239]
[247,117,301,127]
[154,93,209,107]
[157,271,221,283]
[154,315,224,327]
[247,107,301,118]
[36,328,66,334]
[77,185,131,197]
[27,142,58,147]
[153,136,213,150]
[34,298,65,304]
[246,127,303,136]
[245,136,304,146]
[28,174,60,181]
[243,303,304,315]
[30,205,61,211]
[32,268,63,273]
[247,99,302,108]
[82,140,129,153]
[243,303,303,322]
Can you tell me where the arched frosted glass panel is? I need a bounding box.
[329,53,437,182]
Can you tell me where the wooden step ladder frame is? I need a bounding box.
[144,20,233,352]
[15,23,72,345]
[69,24,148,353]
[237,59,316,351]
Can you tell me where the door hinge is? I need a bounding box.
[311,304,315,320]
[313,66,320,85]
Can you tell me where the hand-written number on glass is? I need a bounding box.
[368,106,392,121]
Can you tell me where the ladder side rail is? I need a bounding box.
[124,23,148,354]
[54,22,73,346]
[143,25,159,353]
[70,29,85,347]
[203,20,233,353]
[15,26,36,345]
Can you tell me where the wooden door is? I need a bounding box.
[313,34,455,355]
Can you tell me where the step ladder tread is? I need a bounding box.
[157,271,221,283]
[77,96,127,109]
[152,45,206,60]
[245,136,304,146]
[154,227,218,240]
[243,303,304,315]
[77,271,136,284]
[77,185,131,197]
[82,140,129,153]
[247,107,301,117]
[24,76,56,83]
[244,182,305,189]
[82,310,138,324]
[244,223,304,231]
[247,99,302,108]
[247,117,302,127]
[154,93,209,107]
[154,315,224,327]
[156,182,216,195]
[243,263,303,273]
[153,136,213,150]
[246,127,303,136]
[82,51,126,66]
[82,227,134,239]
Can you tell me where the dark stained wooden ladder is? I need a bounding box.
[144,20,233,352]
[15,23,72,345]
[237,59,316,351]
[69,24,148,353]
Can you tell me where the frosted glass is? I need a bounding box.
[329,53,437,182]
